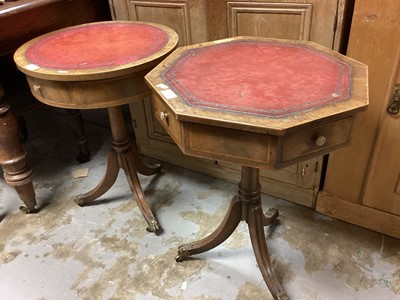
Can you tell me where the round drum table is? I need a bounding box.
[145,36,369,299]
[14,21,178,232]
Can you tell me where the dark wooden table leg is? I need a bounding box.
[176,166,288,300]
[241,167,288,300]
[74,105,161,233]
[0,85,36,213]
[64,109,91,164]
[17,115,28,143]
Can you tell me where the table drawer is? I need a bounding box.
[152,94,182,145]
[282,117,353,162]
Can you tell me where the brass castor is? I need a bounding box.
[146,220,160,233]
[73,195,85,206]
[19,205,35,214]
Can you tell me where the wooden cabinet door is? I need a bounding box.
[226,1,336,47]
[362,67,400,215]
[207,0,347,50]
[227,2,313,40]
[316,0,400,238]
[109,0,207,46]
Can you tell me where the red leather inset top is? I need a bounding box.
[25,22,169,70]
[163,41,351,117]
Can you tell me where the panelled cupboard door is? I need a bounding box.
[316,0,400,238]
[109,0,207,46]
[362,63,400,215]
[109,0,347,207]
[225,0,340,49]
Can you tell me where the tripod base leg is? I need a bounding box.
[175,165,289,299]
[176,195,242,261]
[74,150,119,205]
[122,151,161,233]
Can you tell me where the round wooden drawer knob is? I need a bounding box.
[160,111,168,122]
[33,84,41,93]
[315,136,327,146]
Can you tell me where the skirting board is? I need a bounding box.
[316,191,400,239]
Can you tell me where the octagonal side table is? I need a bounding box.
[14,21,178,232]
[146,36,368,298]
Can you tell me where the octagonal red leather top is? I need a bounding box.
[25,22,169,70]
[162,40,352,117]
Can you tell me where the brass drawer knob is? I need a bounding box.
[315,136,327,146]
[33,84,41,93]
[160,111,168,122]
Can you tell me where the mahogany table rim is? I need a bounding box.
[145,36,368,135]
[14,21,179,82]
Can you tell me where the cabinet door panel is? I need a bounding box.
[362,113,400,215]
[316,0,400,239]
[225,0,339,48]
[227,2,313,40]
[123,0,206,46]
[127,1,191,45]
[362,77,400,215]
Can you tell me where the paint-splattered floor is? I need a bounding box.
[0,106,399,300]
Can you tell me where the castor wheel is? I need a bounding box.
[146,220,160,233]
[19,206,35,214]
[73,195,85,206]
[175,255,183,262]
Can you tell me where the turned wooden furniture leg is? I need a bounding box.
[176,166,287,300]
[17,115,28,143]
[0,85,36,213]
[74,106,161,233]
[65,109,91,164]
